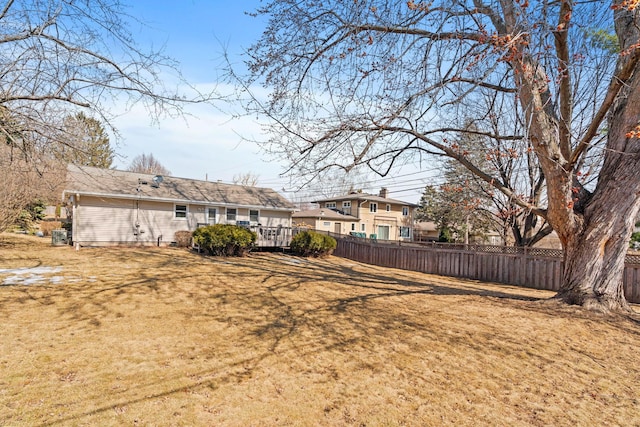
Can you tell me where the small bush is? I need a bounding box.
[192,224,257,256]
[39,221,62,237]
[174,230,193,248]
[290,231,337,257]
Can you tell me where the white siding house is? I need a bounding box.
[63,165,296,247]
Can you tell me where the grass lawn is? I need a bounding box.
[1,233,639,426]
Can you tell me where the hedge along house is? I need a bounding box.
[63,165,296,247]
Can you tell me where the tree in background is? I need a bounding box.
[0,146,39,232]
[239,0,640,311]
[0,0,214,232]
[56,113,115,168]
[233,172,259,186]
[441,117,554,247]
[416,183,493,244]
[288,168,373,210]
[127,153,171,176]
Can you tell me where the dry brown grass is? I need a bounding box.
[1,233,639,426]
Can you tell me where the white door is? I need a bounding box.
[334,222,342,234]
[206,207,217,224]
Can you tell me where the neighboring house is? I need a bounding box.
[292,208,359,235]
[413,221,439,242]
[294,188,417,241]
[63,165,296,247]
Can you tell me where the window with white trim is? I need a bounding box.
[386,204,391,212]
[250,209,259,223]
[351,223,356,231]
[226,208,237,222]
[175,204,187,219]
[323,221,331,227]
[400,226,410,238]
[402,206,409,216]
[370,202,377,213]
[326,202,336,209]
[361,223,366,232]
[342,201,351,214]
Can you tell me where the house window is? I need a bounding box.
[400,227,410,238]
[351,223,356,231]
[323,221,331,227]
[250,209,259,223]
[342,201,351,214]
[386,204,391,212]
[326,202,336,209]
[402,206,409,216]
[226,208,237,222]
[370,202,377,213]
[175,204,187,219]
[361,223,366,232]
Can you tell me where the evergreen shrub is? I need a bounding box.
[290,230,336,257]
[192,224,256,256]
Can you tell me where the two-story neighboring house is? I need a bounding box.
[292,188,417,241]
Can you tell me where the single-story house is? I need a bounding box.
[63,165,296,247]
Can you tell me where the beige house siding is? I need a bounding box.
[71,196,293,246]
[293,218,358,235]
[72,196,193,245]
[63,165,296,247]
[322,199,414,241]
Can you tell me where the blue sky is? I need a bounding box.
[111,2,279,181]
[109,1,426,203]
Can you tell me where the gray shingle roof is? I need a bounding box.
[63,165,295,211]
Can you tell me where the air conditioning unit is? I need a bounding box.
[51,229,68,246]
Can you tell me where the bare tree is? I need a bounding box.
[449,115,554,247]
[0,150,38,233]
[233,172,260,186]
[238,1,640,311]
[0,0,215,228]
[126,153,171,176]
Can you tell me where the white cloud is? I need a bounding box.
[108,84,287,185]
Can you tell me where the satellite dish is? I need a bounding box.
[153,175,164,185]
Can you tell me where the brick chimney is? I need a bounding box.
[379,187,389,199]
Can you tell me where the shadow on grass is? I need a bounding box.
[3,244,639,425]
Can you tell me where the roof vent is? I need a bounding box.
[151,175,164,188]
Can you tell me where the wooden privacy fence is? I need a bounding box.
[333,238,640,304]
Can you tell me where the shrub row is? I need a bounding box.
[290,230,336,257]
[192,224,256,256]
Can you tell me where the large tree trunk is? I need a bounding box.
[511,2,640,312]
[555,49,640,311]
[557,195,640,311]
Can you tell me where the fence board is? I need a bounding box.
[333,238,640,304]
